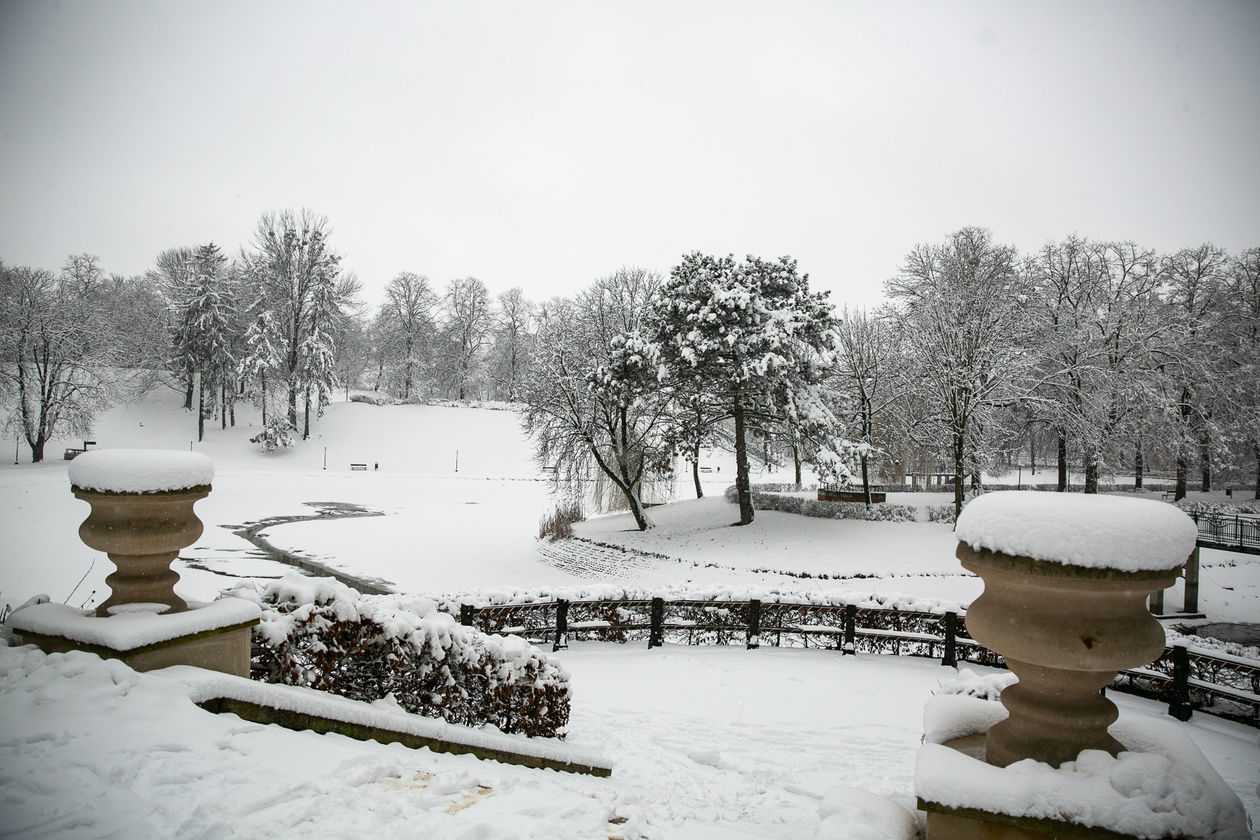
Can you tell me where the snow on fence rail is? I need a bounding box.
[456,597,1260,727]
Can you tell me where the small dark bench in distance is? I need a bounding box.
[350,463,367,471]
[63,440,97,460]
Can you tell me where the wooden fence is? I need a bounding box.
[457,597,1259,728]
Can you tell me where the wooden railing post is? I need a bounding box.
[648,597,664,649]
[942,611,957,667]
[459,603,474,627]
[553,599,569,652]
[1149,587,1164,615]
[1168,645,1192,721]
[747,599,761,649]
[1184,547,1200,614]
[843,604,856,655]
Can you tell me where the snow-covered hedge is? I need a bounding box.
[1176,499,1260,516]
[438,582,963,615]
[225,574,571,738]
[927,505,957,524]
[726,484,918,522]
[349,392,393,406]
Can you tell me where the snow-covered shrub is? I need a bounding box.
[927,505,956,524]
[249,416,295,452]
[349,392,393,406]
[228,575,571,737]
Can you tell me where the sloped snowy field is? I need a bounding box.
[1,390,1258,837]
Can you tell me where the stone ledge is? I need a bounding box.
[197,695,613,777]
[918,799,1145,840]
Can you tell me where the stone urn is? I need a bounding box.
[953,491,1197,769]
[68,449,215,617]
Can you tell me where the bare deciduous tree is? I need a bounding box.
[439,277,493,401]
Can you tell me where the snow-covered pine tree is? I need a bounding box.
[298,264,351,440]
[238,304,285,428]
[191,243,234,441]
[165,243,234,442]
[654,253,842,526]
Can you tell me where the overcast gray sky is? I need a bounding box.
[2,0,1257,311]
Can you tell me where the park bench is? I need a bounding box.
[350,463,367,471]
[63,440,96,460]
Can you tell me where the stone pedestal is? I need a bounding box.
[958,543,1177,768]
[73,485,210,617]
[916,491,1213,840]
[13,449,256,678]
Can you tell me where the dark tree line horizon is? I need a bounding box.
[2,216,1257,523]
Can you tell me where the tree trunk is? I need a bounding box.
[733,392,754,526]
[183,368,194,412]
[197,376,205,443]
[303,385,312,440]
[1083,446,1099,494]
[1056,428,1068,492]
[1199,434,1211,492]
[287,379,298,431]
[692,440,703,499]
[792,443,802,489]
[221,380,227,431]
[30,437,45,463]
[1254,443,1259,500]
[952,429,965,521]
[860,454,872,507]
[1134,442,1144,490]
[260,373,268,426]
[1029,434,1036,475]
[1175,456,1188,501]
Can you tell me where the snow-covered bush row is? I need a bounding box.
[725,485,918,522]
[1176,499,1260,516]
[348,392,393,406]
[927,505,957,524]
[437,582,964,616]
[224,574,571,738]
[347,394,522,412]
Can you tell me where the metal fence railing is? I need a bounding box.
[1190,511,1260,554]
[457,597,1259,727]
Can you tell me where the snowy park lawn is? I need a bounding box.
[1,395,1259,837]
[5,640,1257,840]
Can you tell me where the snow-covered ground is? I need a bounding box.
[1,389,1258,838]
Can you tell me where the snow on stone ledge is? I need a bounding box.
[916,693,1250,839]
[10,598,259,650]
[160,665,611,774]
[954,491,1197,572]
[68,449,214,494]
